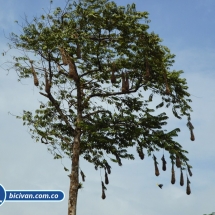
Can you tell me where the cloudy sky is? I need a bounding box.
[0,0,215,214]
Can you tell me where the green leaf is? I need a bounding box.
[148,93,153,102]
[156,102,164,109]
[110,158,118,163]
[54,153,62,159]
[64,167,69,172]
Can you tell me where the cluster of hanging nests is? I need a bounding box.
[78,150,192,200]
[154,154,192,195]
[79,162,111,200]
[150,121,194,196]
[30,44,192,101]
[79,120,194,199]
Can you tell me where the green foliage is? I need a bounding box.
[7,0,193,188]
[203,213,215,215]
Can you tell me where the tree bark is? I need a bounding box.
[68,130,81,215]
[68,69,82,215]
[68,100,82,215]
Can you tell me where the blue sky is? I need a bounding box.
[0,0,215,214]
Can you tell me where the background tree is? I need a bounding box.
[203,213,215,215]
[5,0,194,214]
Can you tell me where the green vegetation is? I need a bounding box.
[5,0,194,214]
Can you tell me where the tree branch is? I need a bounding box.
[83,110,112,119]
[88,88,139,99]
[39,92,49,97]
[39,91,75,135]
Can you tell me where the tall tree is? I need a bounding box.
[5,0,194,214]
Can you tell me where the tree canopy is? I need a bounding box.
[5,0,194,214]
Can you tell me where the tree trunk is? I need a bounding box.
[68,131,81,215]
[68,65,82,215]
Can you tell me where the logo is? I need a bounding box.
[0,184,64,207]
[0,184,6,206]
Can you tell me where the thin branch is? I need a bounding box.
[39,92,49,97]
[79,69,100,78]
[83,110,112,119]
[88,87,139,99]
